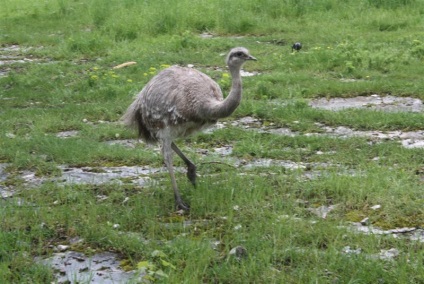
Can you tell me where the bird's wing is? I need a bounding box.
[141,66,223,125]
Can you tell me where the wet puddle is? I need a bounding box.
[312,124,424,149]
[38,250,142,283]
[56,130,79,138]
[214,115,424,149]
[58,165,161,186]
[309,94,423,112]
[350,223,424,242]
[0,45,46,77]
[28,165,166,188]
[0,44,54,78]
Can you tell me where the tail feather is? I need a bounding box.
[121,100,155,143]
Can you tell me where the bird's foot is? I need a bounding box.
[175,199,190,213]
[187,164,197,187]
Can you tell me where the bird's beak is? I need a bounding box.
[248,55,257,61]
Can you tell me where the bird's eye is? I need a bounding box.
[235,52,243,57]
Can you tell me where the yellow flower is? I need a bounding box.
[90,75,98,80]
[222,73,230,78]
[127,79,133,83]
[143,73,148,76]
[149,67,156,72]
[93,67,99,71]
[160,64,171,69]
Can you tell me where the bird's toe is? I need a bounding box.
[176,200,190,212]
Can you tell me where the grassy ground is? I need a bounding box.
[1,0,424,283]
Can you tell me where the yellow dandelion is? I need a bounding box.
[111,74,119,78]
[160,64,171,69]
[127,79,133,83]
[93,67,99,71]
[143,73,148,76]
[149,67,156,72]
[90,75,98,80]
[222,73,230,78]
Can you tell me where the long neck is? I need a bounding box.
[206,65,242,119]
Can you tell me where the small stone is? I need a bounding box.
[371,205,381,210]
[379,248,399,260]
[211,240,221,250]
[308,205,336,219]
[360,217,370,226]
[69,237,84,245]
[56,245,69,252]
[83,118,88,123]
[112,224,120,229]
[389,227,416,234]
[96,195,108,202]
[5,133,16,139]
[229,246,248,259]
[187,64,194,68]
[342,246,361,255]
[233,205,240,211]
[234,224,242,230]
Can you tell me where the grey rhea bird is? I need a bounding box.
[121,47,257,211]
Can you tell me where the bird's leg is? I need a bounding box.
[171,142,197,187]
[162,140,190,211]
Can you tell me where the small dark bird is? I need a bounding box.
[122,47,257,211]
[292,42,302,52]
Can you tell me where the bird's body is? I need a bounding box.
[122,47,256,211]
[127,66,222,143]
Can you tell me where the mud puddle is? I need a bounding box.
[309,94,423,112]
[31,165,167,188]
[208,115,424,149]
[1,153,339,201]
[0,44,55,78]
[58,165,163,186]
[350,223,424,242]
[310,123,424,149]
[38,250,142,284]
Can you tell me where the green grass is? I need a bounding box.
[1,0,424,283]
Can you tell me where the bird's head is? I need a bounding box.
[226,47,257,68]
